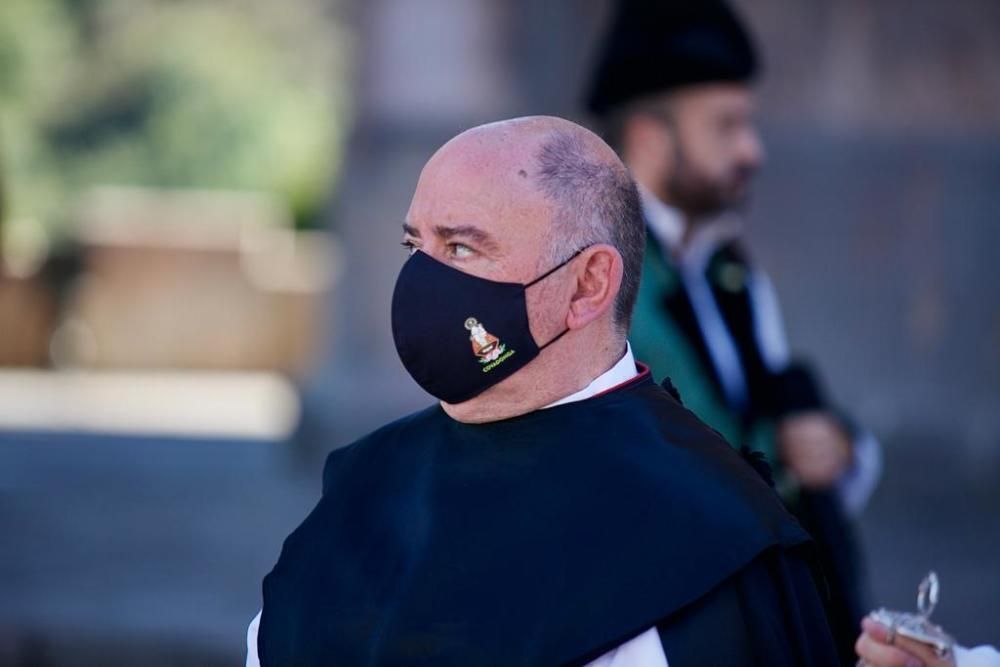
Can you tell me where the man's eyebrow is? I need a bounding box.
[433,224,499,251]
[402,223,421,237]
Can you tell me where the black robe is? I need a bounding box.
[258,370,840,666]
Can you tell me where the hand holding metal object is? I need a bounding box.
[868,572,956,658]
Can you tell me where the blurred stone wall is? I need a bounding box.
[730,0,1000,461]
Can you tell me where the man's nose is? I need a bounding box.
[740,126,765,169]
[416,241,448,264]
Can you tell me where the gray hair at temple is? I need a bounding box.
[533,129,645,333]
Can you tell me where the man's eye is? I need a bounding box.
[401,240,418,255]
[719,114,749,136]
[449,243,474,259]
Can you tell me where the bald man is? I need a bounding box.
[249,117,839,666]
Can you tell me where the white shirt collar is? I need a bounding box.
[638,185,686,252]
[542,341,638,409]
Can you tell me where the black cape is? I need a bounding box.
[259,370,839,666]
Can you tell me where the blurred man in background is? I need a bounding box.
[585,1,882,662]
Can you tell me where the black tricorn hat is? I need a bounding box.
[585,0,760,115]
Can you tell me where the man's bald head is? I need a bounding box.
[416,116,644,331]
[404,116,644,420]
[528,120,644,331]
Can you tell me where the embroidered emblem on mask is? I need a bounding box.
[465,317,514,371]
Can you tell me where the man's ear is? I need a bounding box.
[566,244,623,331]
[622,114,673,182]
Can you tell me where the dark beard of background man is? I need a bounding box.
[661,119,756,221]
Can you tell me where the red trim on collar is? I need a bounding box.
[591,362,651,400]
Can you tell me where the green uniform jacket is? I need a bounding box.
[630,237,780,471]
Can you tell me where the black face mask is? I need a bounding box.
[391,248,586,404]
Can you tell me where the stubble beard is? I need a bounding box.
[665,145,754,221]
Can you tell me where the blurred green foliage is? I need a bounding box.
[0,0,351,235]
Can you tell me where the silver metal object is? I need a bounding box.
[869,571,955,659]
